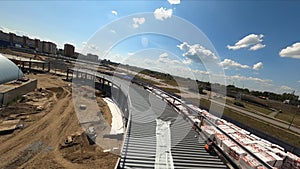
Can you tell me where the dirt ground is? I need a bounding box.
[0,73,118,169]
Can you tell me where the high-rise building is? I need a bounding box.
[64,44,75,57]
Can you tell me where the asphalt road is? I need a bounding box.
[210,99,300,135]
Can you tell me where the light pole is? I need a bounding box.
[289,105,299,129]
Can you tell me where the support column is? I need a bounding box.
[76,70,79,78]
[29,61,32,72]
[48,62,51,72]
[66,68,69,81]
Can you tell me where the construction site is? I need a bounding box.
[0,51,119,169]
[0,49,300,169]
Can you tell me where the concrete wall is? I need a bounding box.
[0,79,37,106]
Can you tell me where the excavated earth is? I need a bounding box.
[0,74,118,169]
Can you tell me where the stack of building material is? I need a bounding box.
[267,151,284,168]
[228,145,247,162]
[187,104,202,113]
[245,143,266,153]
[281,152,300,169]
[238,137,260,146]
[222,139,236,154]
[239,155,263,169]
[149,86,300,169]
[217,124,232,130]
[230,132,247,140]
[201,125,217,140]
[205,114,220,124]
[254,151,278,167]
[215,133,228,147]
[176,104,188,114]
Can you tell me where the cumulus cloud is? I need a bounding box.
[111,10,118,16]
[168,0,180,4]
[132,17,145,28]
[127,52,135,56]
[279,42,300,59]
[227,34,266,51]
[159,52,169,58]
[280,85,293,91]
[253,62,263,70]
[219,59,250,70]
[249,43,266,51]
[183,59,192,65]
[177,42,218,63]
[154,7,173,20]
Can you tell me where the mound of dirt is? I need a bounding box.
[59,132,118,166]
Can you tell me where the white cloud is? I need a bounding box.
[227,34,266,51]
[110,29,116,34]
[249,43,266,51]
[81,43,100,55]
[168,0,180,4]
[132,17,145,28]
[253,62,263,70]
[183,59,192,65]
[111,10,118,16]
[219,59,250,70]
[127,52,135,56]
[159,52,169,58]
[225,75,297,95]
[280,85,293,91]
[279,42,300,59]
[154,7,173,20]
[228,75,272,83]
[177,42,218,63]
[192,69,210,75]
[298,80,300,83]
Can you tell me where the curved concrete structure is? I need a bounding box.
[0,54,23,84]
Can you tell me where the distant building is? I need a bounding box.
[35,39,43,52]
[0,30,57,55]
[86,53,99,61]
[0,30,10,47]
[42,41,57,54]
[64,44,75,57]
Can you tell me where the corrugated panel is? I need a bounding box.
[119,84,227,169]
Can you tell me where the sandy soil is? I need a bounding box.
[0,73,118,169]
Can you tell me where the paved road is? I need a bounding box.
[210,99,300,135]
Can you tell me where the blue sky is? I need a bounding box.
[1,0,300,96]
